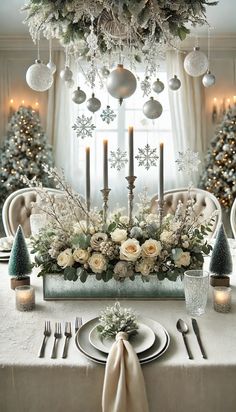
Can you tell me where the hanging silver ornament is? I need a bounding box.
[86,93,101,113]
[65,78,75,88]
[100,66,110,78]
[26,60,53,92]
[106,64,137,105]
[152,78,165,94]
[47,61,56,74]
[184,47,208,77]
[143,97,163,119]
[60,66,73,81]
[168,75,181,91]
[72,87,86,104]
[202,70,216,87]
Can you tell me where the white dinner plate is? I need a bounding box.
[0,251,11,258]
[89,322,155,354]
[75,316,169,364]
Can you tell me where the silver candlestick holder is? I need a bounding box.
[125,176,137,226]
[157,198,164,226]
[100,188,111,225]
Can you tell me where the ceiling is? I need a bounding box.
[0,0,235,37]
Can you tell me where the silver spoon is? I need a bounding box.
[176,319,193,360]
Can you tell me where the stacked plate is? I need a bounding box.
[0,237,13,263]
[75,316,170,364]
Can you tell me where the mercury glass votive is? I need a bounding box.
[213,287,231,313]
[15,285,35,311]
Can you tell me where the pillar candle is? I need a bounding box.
[159,142,164,205]
[86,146,90,212]
[128,126,134,176]
[103,139,108,189]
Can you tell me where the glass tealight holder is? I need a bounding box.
[213,287,231,313]
[15,285,35,312]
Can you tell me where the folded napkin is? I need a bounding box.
[102,331,149,412]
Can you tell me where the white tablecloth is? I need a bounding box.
[0,255,236,412]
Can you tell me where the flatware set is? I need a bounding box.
[176,318,207,360]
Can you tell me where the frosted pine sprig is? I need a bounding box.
[97,302,138,339]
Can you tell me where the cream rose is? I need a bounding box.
[73,248,90,264]
[88,253,107,274]
[160,230,174,244]
[119,215,129,225]
[57,248,74,268]
[135,258,154,276]
[174,251,191,268]
[142,239,162,258]
[120,239,141,262]
[114,261,132,278]
[111,228,127,243]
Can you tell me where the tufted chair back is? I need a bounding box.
[2,187,64,237]
[230,198,236,238]
[150,188,222,238]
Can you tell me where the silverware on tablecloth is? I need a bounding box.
[51,322,62,359]
[62,322,72,359]
[75,317,82,334]
[191,318,207,359]
[39,321,51,358]
[176,319,193,360]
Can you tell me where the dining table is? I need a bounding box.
[0,247,236,412]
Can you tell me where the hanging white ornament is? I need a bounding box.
[47,61,57,74]
[100,66,110,78]
[202,70,216,87]
[140,76,151,97]
[100,105,116,124]
[65,78,75,88]
[109,148,128,171]
[72,87,86,104]
[143,97,163,119]
[168,75,181,91]
[72,114,96,139]
[106,64,137,104]
[135,144,159,170]
[152,78,165,94]
[176,149,201,174]
[60,66,73,81]
[184,47,208,77]
[86,93,101,113]
[26,60,53,92]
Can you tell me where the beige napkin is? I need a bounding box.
[102,331,150,412]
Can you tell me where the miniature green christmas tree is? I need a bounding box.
[209,223,232,286]
[8,225,32,289]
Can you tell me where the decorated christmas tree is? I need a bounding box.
[0,105,54,205]
[200,108,236,209]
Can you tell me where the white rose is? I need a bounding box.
[142,239,162,258]
[160,230,174,244]
[119,215,129,225]
[88,253,107,274]
[146,213,159,224]
[174,251,191,268]
[73,248,90,264]
[57,248,74,268]
[135,258,154,276]
[111,228,127,243]
[73,220,87,234]
[120,239,141,262]
[114,261,132,278]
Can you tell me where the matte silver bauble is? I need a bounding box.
[47,61,56,74]
[86,93,101,113]
[106,64,137,104]
[184,47,209,77]
[60,66,73,81]
[168,75,181,91]
[101,66,110,78]
[26,60,53,92]
[202,70,216,87]
[143,97,163,119]
[152,78,165,94]
[72,87,86,104]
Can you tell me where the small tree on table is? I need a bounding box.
[209,223,232,286]
[8,225,32,289]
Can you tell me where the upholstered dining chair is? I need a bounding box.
[2,187,64,237]
[150,187,222,238]
[230,198,236,238]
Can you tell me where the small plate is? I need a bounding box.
[0,251,11,258]
[0,237,13,252]
[89,322,155,354]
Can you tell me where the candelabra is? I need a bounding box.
[100,188,111,225]
[126,176,136,226]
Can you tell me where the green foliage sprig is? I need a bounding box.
[97,302,138,339]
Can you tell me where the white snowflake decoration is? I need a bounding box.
[176,149,201,174]
[109,148,128,171]
[135,144,159,170]
[72,115,96,139]
[100,105,116,124]
[140,77,151,97]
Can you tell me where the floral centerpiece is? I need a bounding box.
[24,167,214,289]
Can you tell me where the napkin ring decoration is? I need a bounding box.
[116,331,129,341]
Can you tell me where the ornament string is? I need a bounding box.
[37,33,40,61]
[49,38,52,63]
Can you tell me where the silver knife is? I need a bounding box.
[192,318,207,359]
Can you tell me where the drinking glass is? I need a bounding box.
[184,270,209,316]
[30,213,47,236]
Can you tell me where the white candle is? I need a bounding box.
[15,286,35,311]
[213,287,231,313]
[128,126,134,176]
[103,139,108,189]
[86,146,91,212]
[159,142,164,205]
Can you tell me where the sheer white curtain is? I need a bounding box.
[166,50,206,187]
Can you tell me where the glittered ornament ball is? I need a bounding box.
[60,66,73,81]
[184,47,208,77]
[168,75,181,91]
[87,93,101,113]
[202,70,216,87]
[143,97,163,119]
[107,64,137,104]
[47,61,57,74]
[152,78,165,94]
[72,87,86,104]
[26,60,53,92]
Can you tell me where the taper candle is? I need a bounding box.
[103,139,108,189]
[128,126,134,176]
[159,142,164,205]
[86,146,91,212]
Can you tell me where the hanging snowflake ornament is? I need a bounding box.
[140,76,151,97]
[100,105,116,124]
[109,148,128,171]
[176,149,201,174]
[135,144,159,170]
[72,114,96,139]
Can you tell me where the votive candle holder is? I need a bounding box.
[213,287,231,313]
[15,285,35,311]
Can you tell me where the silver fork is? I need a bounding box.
[39,321,51,358]
[62,322,72,359]
[75,317,82,334]
[51,322,62,359]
